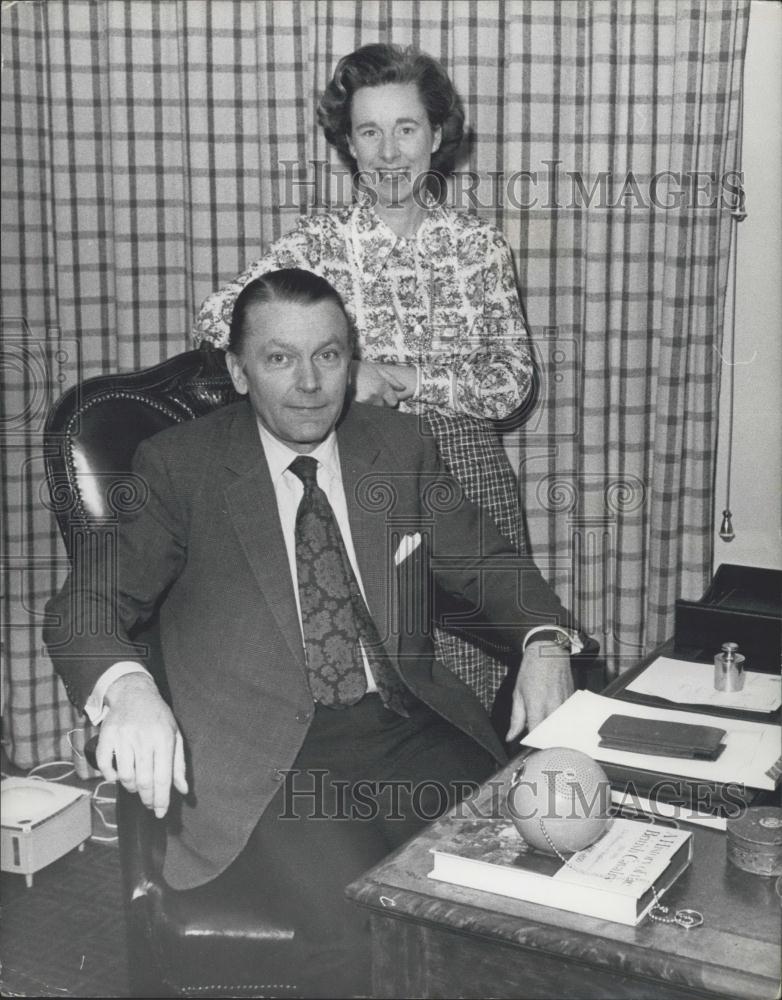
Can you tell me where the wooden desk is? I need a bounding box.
[346,758,781,1000]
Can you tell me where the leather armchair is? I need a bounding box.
[44,347,299,998]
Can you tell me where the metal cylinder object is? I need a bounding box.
[727,807,782,877]
[714,641,745,692]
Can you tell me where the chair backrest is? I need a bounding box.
[44,345,240,702]
[44,346,239,550]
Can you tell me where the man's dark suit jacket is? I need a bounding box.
[45,399,576,889]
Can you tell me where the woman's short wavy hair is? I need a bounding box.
[318,43,465,176]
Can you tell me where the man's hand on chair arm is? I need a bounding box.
[97,672,188,818]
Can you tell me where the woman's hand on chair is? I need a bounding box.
[351,360,415,407]
[98,673,188,818]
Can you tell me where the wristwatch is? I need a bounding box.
[522,626,584,655]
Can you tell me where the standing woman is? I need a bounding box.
[195,43,534,711]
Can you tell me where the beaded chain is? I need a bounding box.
[537,819,704,930]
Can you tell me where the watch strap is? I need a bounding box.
[522,626,584,654]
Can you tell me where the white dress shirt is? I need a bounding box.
[84,421,376,724]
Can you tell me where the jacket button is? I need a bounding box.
[295,710,311,724]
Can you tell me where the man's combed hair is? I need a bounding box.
[317,43,465,176]
[229,268,349,354]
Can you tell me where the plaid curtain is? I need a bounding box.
[500,1,749,673]
[1,0,749,766]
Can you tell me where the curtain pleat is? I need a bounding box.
[1,0,749,765]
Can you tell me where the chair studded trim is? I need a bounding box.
[44,347,240,546]
[59,391,190,523]
[172,984,300,996]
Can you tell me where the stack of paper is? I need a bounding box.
[626,656,781,713]
[522,690,780,791]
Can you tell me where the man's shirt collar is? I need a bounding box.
[256,420,341,484]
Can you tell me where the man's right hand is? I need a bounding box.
[96,672,188,818]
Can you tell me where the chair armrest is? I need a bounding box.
[85,734,168,892]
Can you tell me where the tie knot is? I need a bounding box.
[289,455,318,486]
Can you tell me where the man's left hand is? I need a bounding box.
[506,641,574,741]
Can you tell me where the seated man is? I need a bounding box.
[45,268,585,997]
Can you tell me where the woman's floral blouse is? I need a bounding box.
[194,196,533,422]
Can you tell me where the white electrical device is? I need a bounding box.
[1,777,91,887]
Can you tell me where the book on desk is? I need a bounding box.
[429,816,692,926]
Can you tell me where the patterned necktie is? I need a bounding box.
[289,455,409,715]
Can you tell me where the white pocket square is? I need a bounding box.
[394,532,422,566]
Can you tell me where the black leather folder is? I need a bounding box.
[598,714,727,761]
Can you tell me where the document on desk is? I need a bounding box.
[626,656,781,713]
[522,690,780,790]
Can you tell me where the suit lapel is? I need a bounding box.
[336,408,398,654]
[220,403,402,668]
[221,404,306,672]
